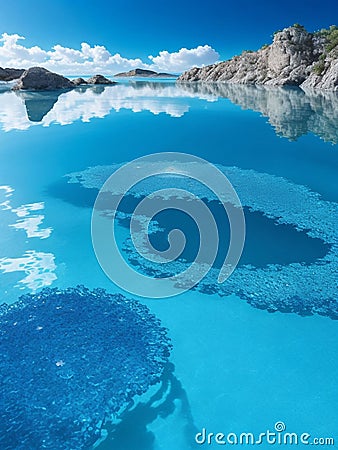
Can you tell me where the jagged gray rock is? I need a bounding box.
[0,67,25,82]
[178,25,338,90]
[87,74,116,84]
[72,77,87,86]
[301,47,338,90]
[13,67,74,91]
[12,69,118,91]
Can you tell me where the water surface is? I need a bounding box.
[0,80,337,449]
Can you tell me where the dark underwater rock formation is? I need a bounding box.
[0,286,171,449]
[178,25,338,90]
[64,162,338,320]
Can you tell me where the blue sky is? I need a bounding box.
[0,0,337,74]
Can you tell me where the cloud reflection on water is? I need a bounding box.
[0,81,337,143]
[0,186,56,291]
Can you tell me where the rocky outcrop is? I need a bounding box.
[73,75,116,86]
[178,25,338,90]
[12,69,118,90]
[13,67,74,91]
[115,68,176,78]
[0,67,25,82]
[87,74,116,85]
[72,77,87,86]
[301,47,338,90]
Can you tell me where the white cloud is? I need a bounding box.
[148,45,219,72]
[0,33,219,75]
[0,33,47,65]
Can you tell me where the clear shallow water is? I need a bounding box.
[0,80,337,449]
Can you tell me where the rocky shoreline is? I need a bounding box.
[1,26,337,91]
[0,66,176,91]
[0,67,116,91]
[178,25,338,91]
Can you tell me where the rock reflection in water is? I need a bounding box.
[178,82,338,143]
[0,81,337,143]
[15,91,62,122]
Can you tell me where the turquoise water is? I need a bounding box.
[0,81,337,448]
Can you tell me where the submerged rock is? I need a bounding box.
[13,67,74,91]
[65,162,338,320]
[178,24,338,90]
[0,286,171,449]
[87,74,116,85]
[0,67,25,81]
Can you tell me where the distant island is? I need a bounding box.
[0,66,177,90]
[178,25,338,91]
[2,26,337,90]
[114,68,176,78]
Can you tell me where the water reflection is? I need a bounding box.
[0,82,192,130]
[0,186,56,291]
[179,83,338,144]
[2,196,53,240]
[15,91,61,122]
[10,202,52,239]
[0,250,57,291]
[0,81,337,143]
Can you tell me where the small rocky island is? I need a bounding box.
[73,74,116,86]
[178,25,338,90]
[1,67,116,91]
[114,68,176,78]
